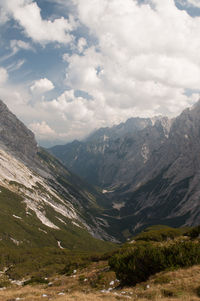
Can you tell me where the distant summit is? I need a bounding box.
[49,115,172,187]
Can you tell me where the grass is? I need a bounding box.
[0,184,117,252]
[0,263,200,300]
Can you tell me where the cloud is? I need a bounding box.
[188,0,200,8]
[29,121,56,140]
[77,38,87,54]
[2,0,76,45]
[177,0,200,8]
[0,7,9,24]
[30,78,55,94]
[1,0,200,146]
[7,59,26,72]
[0,40,33,64]
[63,0,200,116]
[0,67,8,85]
[10,40,34,54]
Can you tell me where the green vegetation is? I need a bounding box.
[132,225,190,242]
[0,247,115,280]
[0,185,116,252]
[186,225,200,239]
[23,276,49,286]
[109,225,200,286]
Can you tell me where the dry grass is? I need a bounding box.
[0,263,200,301]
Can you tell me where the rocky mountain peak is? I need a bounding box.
[0,100,38,164]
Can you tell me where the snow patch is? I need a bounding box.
[10,237,20,246]
[12,214,22,220]
[38,228,47,234]
[24,199,59,230]
[112,202,125,211]
[72,221,82,228]
[41,197,77,220]
[56,217,67,225]
[57,241,64,249]
[102,189,114,194]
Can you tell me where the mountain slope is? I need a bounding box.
[115,102,200,231]
[49,102,200,237]
[0,100,117,249]
[49,116,171,188]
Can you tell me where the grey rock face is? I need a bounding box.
[0,99,117,242]
[50,102,200,234]
[49,116,172,188]
[0,100,38,163]
[109,101,200,231]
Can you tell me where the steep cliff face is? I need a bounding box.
[0,100,118,248]
[0,100,37,163]
[107,101,200,233]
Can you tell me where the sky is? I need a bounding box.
[0,0,200,147]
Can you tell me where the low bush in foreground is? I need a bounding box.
[23,276,49,286]
[187,226,200,239]
[109,241,200,285]
[133,225,189,242]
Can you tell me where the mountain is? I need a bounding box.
[49,102,200,237]
[0,100,118,250]
[49,116,171,187]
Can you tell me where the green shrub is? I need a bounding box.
[23,276,49,286]
[187,226,200,239]
[109,241,200,286]
[61,257,89,276]
[134,225,188,242]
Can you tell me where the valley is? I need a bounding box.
[0,99,199,300]
[50,101,200,237]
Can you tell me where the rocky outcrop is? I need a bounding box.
[0,100,38,164]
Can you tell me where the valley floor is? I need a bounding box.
[0,262,200,300]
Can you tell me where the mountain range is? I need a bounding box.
[50,101,200,237]
[0,97,199,246]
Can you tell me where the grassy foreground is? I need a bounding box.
[0,262,200,300]
[0,225,199,300]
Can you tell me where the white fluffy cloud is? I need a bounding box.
[1,0,200,145]
[29,121,56,140]
[2,0,76,45]
[30,78,55,94]
[63,0,200,117]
